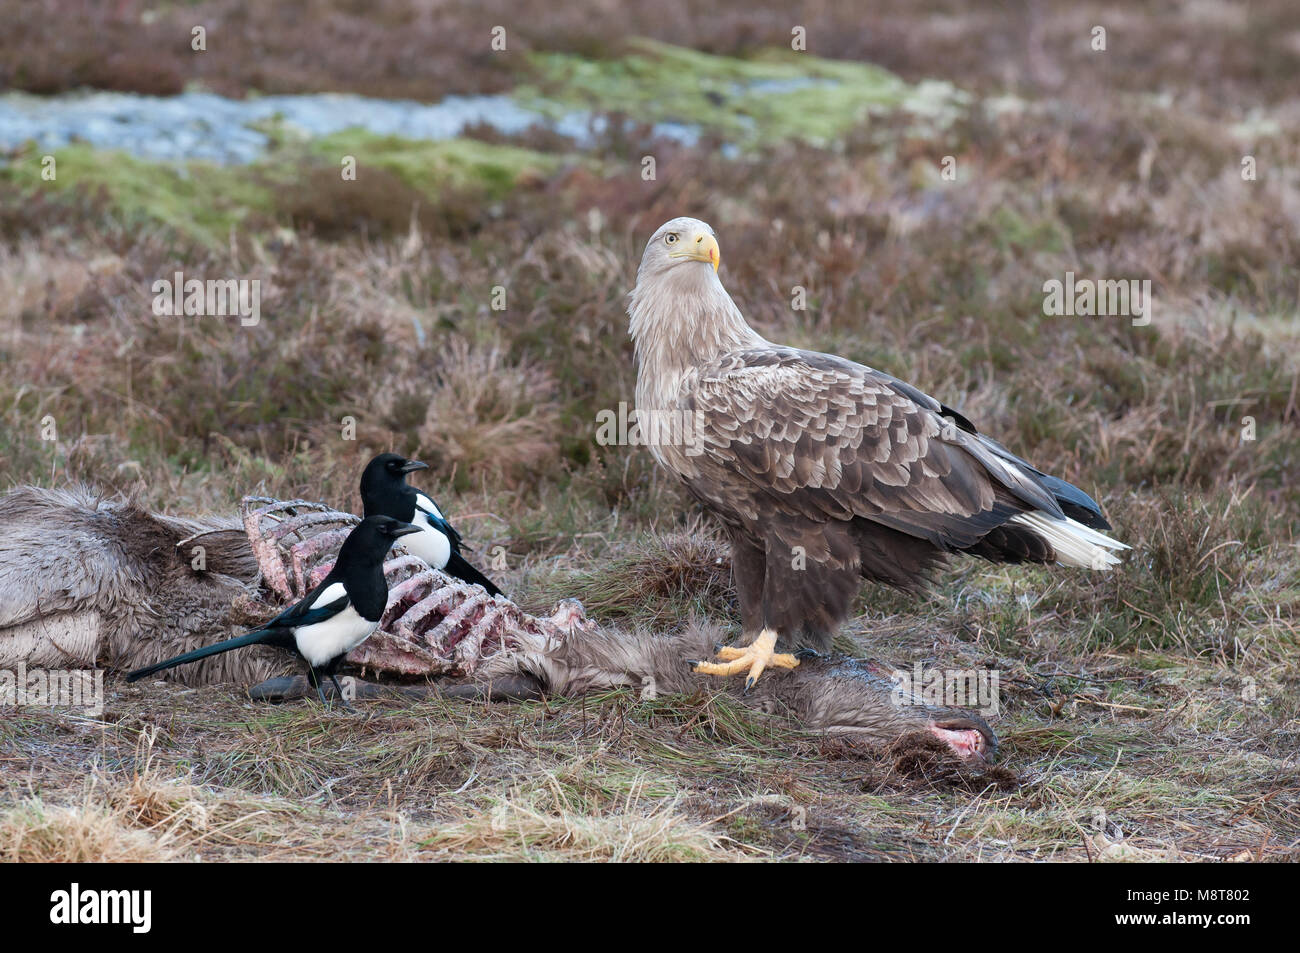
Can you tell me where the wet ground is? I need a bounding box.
[0,88,705,163]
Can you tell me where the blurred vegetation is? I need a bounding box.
[518,38,958,147]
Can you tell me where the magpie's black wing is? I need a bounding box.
[412,491,465,551]
[266,580,350,630]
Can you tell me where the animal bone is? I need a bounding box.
[238,497,575,681]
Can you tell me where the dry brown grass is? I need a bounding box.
[419,772,750,861]
[408,336,564,490]
[534,530,734,626]
[0,798,172,862]
[1,657,1293,862]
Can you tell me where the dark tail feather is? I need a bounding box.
[963,523,1055,564]
[445,551,503,597]
[126,630,275,682]
[1038,474,1111,530]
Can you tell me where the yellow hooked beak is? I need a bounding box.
[670,231,720,272]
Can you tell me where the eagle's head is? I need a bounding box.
[637,217,721,281]
[629,217,761,383]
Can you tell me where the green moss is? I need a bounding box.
[307,130,563,199]
[519,38,966,147]
[0,134,566,244]
[0,145,276,244]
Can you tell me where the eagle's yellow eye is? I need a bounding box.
[665,233,678,245]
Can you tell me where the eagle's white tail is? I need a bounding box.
[1009,511,1130,570]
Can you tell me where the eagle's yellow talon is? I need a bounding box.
[692,629,799,687]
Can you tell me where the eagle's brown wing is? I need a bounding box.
[679,346,1066,551]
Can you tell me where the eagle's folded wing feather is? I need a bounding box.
[683,347,1063,550]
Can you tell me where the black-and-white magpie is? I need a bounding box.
[126,514,420,707]
[359,452,504,597]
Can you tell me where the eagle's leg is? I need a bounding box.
[697,528,854,689]
[694,628,802,690]
[693,534,801,689]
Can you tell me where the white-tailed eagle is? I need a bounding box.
[628,216,1128,688]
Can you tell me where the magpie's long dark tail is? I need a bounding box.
[445,551,504,597]
[126,630,274,682]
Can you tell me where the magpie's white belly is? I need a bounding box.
[293,605,378,668]
[406,515,452,569]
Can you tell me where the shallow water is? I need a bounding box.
[0,89,702,164]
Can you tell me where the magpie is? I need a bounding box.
[359,452,504,597]
[126,514,420,707]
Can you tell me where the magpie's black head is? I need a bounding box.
[339,514,422,566]
[360,453,429,517]
[373,515,423,539]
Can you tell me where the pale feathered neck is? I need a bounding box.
[628,264,764,407]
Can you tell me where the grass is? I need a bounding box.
[309,131,563,198]
[0,134,564,246]
[0,145,277,244]
[518,38,963,146]
[2,0,1299,861]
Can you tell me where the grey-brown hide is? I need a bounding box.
[494,620,994,754]
[0,486,287,684]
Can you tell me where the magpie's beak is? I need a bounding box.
[390,523,423,538]
[398,460,429,474]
